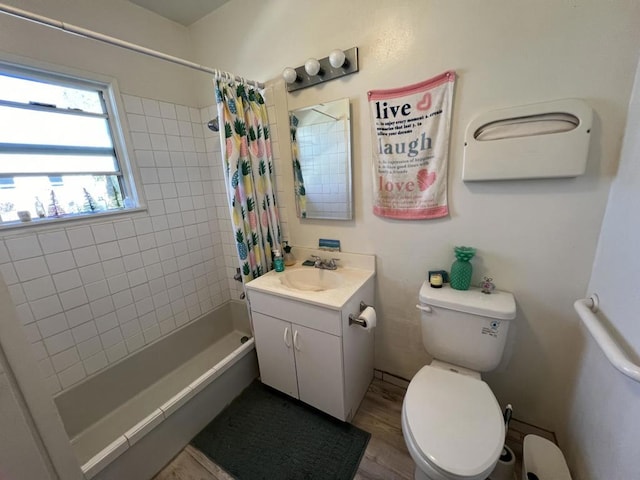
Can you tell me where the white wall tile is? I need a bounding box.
[66,305,92,329]
[85,280,109,301]
[59,287,88,311]
[92,224,117,244]
[30,295,63,321]
[125,333,145,353]
[67,314,98,342]
[105,341,128,363]
[58,362,86,389]
[100,328,123,349]
[78,263,105,284]
[102,258,125,277]
[122,94,144,115]
[13,257,48,282]
[0,262,19,284]
[84,351,108,375]
[67,226,94,248]
[114,219,136,239]
[15,303,35,325]
[52,269,82,293]
[120,318,141,339]
[143,325,161,344]
[123,253,144,272]
[127,114,147,132]
[37,313,69,339]
[116,304,137,324]
[118,237,139,256]
[38,231,71,254]
[113,290,134,310]
[141,98,161,117]
[45,251,76,274]
[51,346,80,373]
[6,235,42,261]
[23,276,56,301]
[97,241,121,261]
[90,296,115,318]
[44,331,74,356]
[77,336,102,360]
[0,241,10,263]
[95,313,118,334]
[73,246,100,267]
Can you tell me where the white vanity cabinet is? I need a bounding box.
[247,273,374,422]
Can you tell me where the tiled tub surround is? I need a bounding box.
[53,301,257,479]
[0,94,237,395]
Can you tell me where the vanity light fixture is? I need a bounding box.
[282,47,359,93]
[304,58,322,76]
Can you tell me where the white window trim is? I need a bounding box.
[0,53,146,230]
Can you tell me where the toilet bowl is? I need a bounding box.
[403,283,517,480]
[402,363,505,480]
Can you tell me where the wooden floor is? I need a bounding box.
[152,378,544,480]
[153,378,415,480]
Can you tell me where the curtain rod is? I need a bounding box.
[0,2,265,89]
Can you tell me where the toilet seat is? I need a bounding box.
[402,365,505,479]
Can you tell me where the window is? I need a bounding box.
[0,63,135,225]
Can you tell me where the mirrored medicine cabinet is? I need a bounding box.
[289,98,353,220]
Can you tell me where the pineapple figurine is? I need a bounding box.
[450,246,476,291]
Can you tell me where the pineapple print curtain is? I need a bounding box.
[289,113,307,218]
[215,79,282,282]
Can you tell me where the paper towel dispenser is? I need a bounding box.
[462,99,592,181]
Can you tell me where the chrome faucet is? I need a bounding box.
[311,255,339,270]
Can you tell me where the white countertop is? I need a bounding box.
[245,262,375,310]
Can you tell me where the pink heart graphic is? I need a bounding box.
[416,93,432,111]
[417,169,436,191]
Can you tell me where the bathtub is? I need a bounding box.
[53,300,258,480]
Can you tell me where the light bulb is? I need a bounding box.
[329,49,346,68]
[304,58,321,76]
[282,67,298,84]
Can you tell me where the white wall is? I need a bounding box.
[562,57,640,480]
[0,0,198,105]
[189,0,640,433]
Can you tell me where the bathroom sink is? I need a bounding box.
[280,268,344,292]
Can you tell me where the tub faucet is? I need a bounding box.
[312,256,339,270]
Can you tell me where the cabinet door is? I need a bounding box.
[293,324,345,420]
[252,312,299,398]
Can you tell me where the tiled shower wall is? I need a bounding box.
[0,86,286,396]
[0,95,232,395]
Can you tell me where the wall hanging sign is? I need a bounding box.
[368,71,455,219]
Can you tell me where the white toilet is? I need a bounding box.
[402,281,516,480]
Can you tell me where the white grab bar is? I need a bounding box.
[574,295,640,383]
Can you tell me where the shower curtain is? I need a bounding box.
[289,113,307,218]
[215,79,281,282]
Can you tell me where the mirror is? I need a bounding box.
[289,98,352,220]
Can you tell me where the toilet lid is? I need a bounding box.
[404,365,505,478]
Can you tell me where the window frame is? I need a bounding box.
[0,57,142,229]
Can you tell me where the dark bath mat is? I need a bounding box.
[191,380,370,480]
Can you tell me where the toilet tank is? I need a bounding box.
[418,282,516,372]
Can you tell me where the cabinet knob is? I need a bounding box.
[293,330,301,351]
[283,327,291,348]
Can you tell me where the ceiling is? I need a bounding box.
[128,0,230,26]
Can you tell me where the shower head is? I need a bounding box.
[207,117,219,132]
